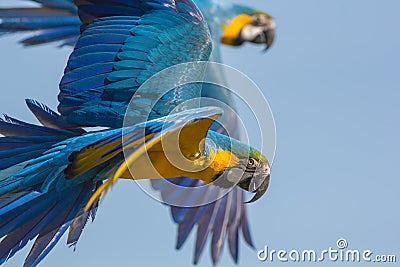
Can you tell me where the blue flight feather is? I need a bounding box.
[71,44,123,57]
[24,182,94,267]
[194,196,222,264]
[211,192,231,264]
[21,26,78,45]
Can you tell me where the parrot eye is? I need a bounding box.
[246,158,259,169]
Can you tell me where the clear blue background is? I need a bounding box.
[0,0,399,266]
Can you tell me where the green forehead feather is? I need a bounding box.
[207,131,269,164]
[231,4,272,19]
[249,147,269,164]
[253,10,273,19]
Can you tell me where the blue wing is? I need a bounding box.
[0,0,238,133]
[0,102,102,267]
[57,0,210,128]
[0,103,224,267]
[151,178,254,264]
[1,0,257,265]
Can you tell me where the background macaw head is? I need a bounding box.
[221,11,275,50]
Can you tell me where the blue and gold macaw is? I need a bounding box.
[0,0,275,266]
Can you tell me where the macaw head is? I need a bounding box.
[205,131,271,203]
[221,10,275,51]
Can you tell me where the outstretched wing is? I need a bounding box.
[151,178,254,264]
[0,105,222,267]
[0,0,238,134]
[57,0,211,128]
[0,105,102,267]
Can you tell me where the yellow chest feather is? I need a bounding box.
[121,147,239,184]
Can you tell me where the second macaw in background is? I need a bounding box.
[0,0,276,265]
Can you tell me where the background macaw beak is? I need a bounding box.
[252,28,275,51]
[236,16,276,51]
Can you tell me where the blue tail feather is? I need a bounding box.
[67,181,101,248]
[194,197,221,264]
[211,193,230,264]
[0,100,102,266]
[24,181,96,267]
[240,204,254,248]
[0,181,97,266]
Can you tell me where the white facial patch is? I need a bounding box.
[240,25,265,41]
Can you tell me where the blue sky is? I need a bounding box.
[0,0,399,266]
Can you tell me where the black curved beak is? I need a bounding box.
[237,163,271,203]
[264,28,275,51]
[245,173,270,203]
[253,28,275,52]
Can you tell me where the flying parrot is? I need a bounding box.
[0,0,276,266]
